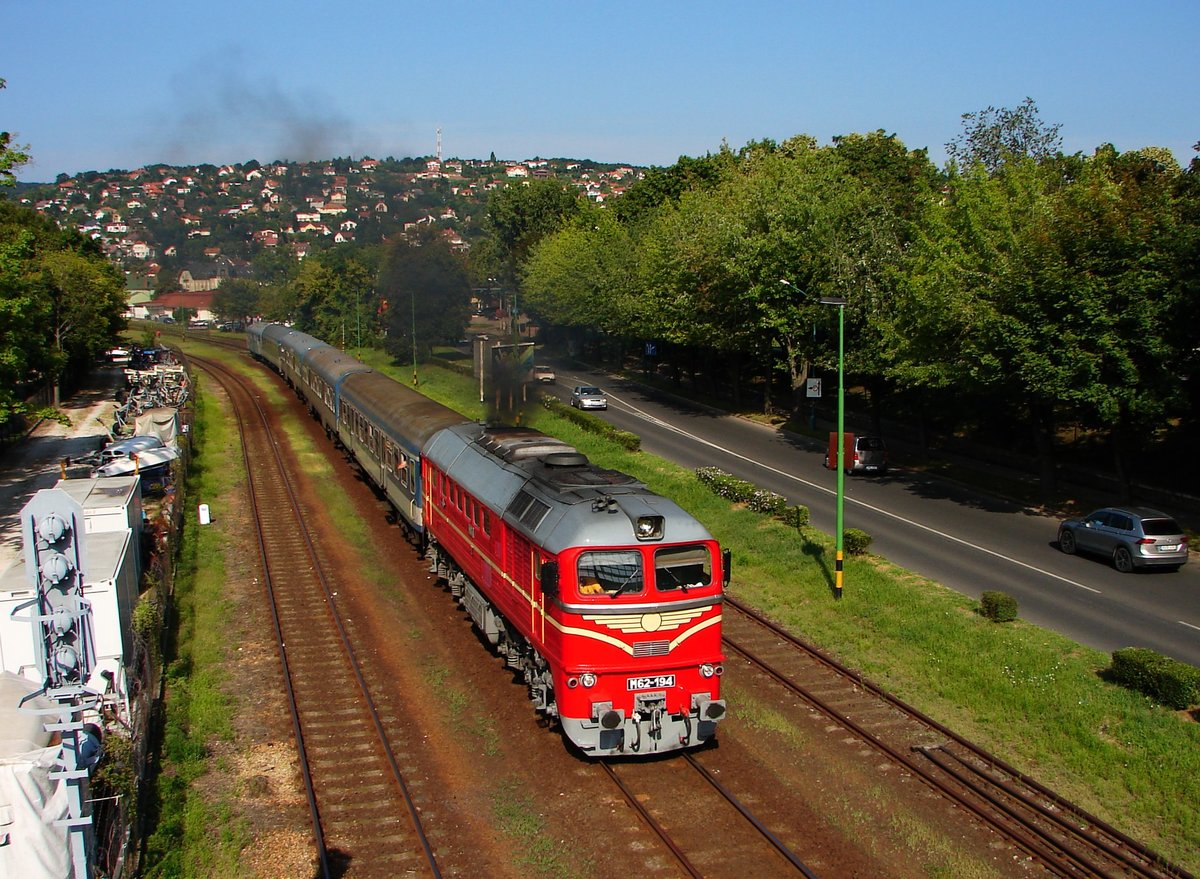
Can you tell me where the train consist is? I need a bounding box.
[247,323,728,756]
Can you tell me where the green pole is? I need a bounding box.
[835,301,845,599]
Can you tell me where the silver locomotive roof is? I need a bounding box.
[424,424,715,554]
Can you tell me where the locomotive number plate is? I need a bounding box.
[627,675,675,691]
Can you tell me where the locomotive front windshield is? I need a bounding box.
[577,544,714,599]
[653,545,712,591]
[578,550,643,597]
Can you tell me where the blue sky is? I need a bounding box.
[4,0,1197,182]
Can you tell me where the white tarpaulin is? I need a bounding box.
[0,674,70,879]
[132,407,179,449]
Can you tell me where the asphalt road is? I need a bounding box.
[549,369,1200,667]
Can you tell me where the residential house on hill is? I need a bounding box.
[178,255,246,292]
[147,290,217,323]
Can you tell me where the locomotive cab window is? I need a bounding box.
[654,545,712,592]
[577,551,643,598]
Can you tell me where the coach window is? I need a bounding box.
[577,551,644,598]
[654,545,712,592]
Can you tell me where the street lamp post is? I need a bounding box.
[819,294,847,599]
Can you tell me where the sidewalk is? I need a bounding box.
[0,368,124,571]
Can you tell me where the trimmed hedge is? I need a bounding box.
[843,528,873,555]
[431,354,474,377]
[696,466,811,530]
[980,590,1019,622]
[542,396,641,451]
[1110,647,1200,710]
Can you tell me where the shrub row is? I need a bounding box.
[542,395,641,452]
[1110,647,1200,710]
[696,465,864,540]
[431,354,474,378]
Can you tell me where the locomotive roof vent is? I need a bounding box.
[543,452,589,468]
[479,427,577,462]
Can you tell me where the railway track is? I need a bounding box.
[192,353,442,879]
[601,754,820,878]
[178,331,1191,877]
[723,595,1194,879]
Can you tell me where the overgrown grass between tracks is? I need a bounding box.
[142,381,250,878]
[373,355,1200,872]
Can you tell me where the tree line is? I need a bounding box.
[4,84,1197,496]
[511,102,1200,495]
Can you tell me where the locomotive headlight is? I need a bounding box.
[580,673,597,688]
[635,515,664,540]
[700,663,716,678]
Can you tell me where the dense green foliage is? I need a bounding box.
[517,108,1200,493]
[379,229,473,361]
[0,199,126,422]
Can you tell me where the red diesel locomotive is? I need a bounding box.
[248,323,728,755]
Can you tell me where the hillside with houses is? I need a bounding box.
[12,155,643,320]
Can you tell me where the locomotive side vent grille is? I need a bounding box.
[633,640,670,657]
[507,490,551,530]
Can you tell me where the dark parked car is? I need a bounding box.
[1057,506,1189,572]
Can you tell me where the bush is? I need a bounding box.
[431,354,473,377]
[843,528,873,555]
[1110,647,1200,710]
[696,467,809,529]
[778,505,810,529]
[543,396,641,451]
[980,590,1019,622]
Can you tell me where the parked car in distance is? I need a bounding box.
[824,435,889,474]
[570,385,608,410]
[1057,506,1189,572]
[532,364,556,383]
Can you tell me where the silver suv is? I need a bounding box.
[1057,506,1189,573]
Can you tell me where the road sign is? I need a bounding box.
[806,378,822,398]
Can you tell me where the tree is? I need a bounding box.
[378,230,472,366]
[0,224,53,421]
[212,277,263,322]
[612,152,733,225]
[945,97,1062,174]
[483,178,581,284]
[521,205,640,347]
[290,253,376,346]
[0,200,125,416]
[0,79,31,187]
[888,147,1185,493]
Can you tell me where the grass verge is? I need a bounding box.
[374,355,1200,872]
[141,382,251,878]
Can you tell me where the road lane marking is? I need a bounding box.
[608,394,1103,595]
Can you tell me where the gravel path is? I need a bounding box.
[0,368,123,570]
